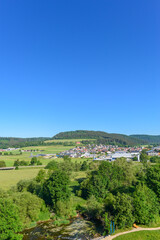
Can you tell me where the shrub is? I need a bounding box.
[0,161,6,168]
[0,198,23,240]
[11,192,47,227]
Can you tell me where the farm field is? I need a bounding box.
[0,167,87,191]
[0,145,76,166]
[0,168,40,190]
[21,145,75,153]
[114,230,160,240]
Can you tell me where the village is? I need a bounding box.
[58,144,160,162]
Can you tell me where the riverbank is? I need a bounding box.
[22,217,100,240]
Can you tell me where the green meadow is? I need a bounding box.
[0,167,87,191]
[0,168,40,190]
[0,143,90,190]
[114,230,160,240]
[0,145,76,167]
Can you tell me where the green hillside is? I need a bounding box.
[0,137,50,149]
[130,135,160,144]
[53,130,146,146]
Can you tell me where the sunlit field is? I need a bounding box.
[114,230,160,240]
[0,145,76,166]
[0,168,40,190]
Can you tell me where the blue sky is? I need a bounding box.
[0,0,160,137]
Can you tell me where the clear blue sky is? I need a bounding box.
[0,0,159,137]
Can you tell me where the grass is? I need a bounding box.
[0,158,89,190]
[20,145,75,154]
[0,168,40,190]
[0,145,76,167]
[114,230,160,240]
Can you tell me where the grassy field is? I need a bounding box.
[20,145,75,153]
[0,145,76,167]
[114,230,160,240]
[0,168,40,190]
[0,167,88,191]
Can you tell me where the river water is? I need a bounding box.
[22,217,102,240]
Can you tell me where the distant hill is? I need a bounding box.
[53,130,146,146]
[0,137,50,149]
[1,131,160,149]
[130,135,160,144]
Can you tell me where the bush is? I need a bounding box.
[55,198,76,217]
[80,161,88,171]
[30,157,38,165]
[0,198,23,240]
[14,160,29,166]
[0,161,6,168]
[45,160,58,170]
[11,192,47,227]
[85,195,104,220]
[17,180,32,192]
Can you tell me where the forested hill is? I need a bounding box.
[53,130,146,146]
[130,135,160,144]
[0,137,50,149]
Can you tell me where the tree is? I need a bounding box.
[83,170,109,199]
[140,151,149,163]
[17,180,31,192]
[42,170,71,208]
[150,156,160,163]
[36,169,47,183]
[14,160,20,166]
[85,195,104,220]
[103,213,110,235]
[63,155,71,161]
[146,165,160,200]
[113,158,136,186]
[45,160,58,170]
[133,184,159,224]
[80,161,88,171]
[30,157,38,165]
[59,159,74,173]
[0,198,23,240]
[0,161,6,168]
[113,193,134,228]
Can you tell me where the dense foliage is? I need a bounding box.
[0,198,23,240]
[1,154,160,238]
[53,130,147,146]
[0,137,49,148]
[42,170,71,208]
[76,159,160,231]
[131,134,160,144]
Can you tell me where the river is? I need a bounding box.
[22,217,103,240]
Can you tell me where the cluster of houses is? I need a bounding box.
[0,147,19,152]
[1,144,160,163]
[59,144,142,161]
[146,146,160,156]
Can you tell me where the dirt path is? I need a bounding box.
[93,227,160,240]
[103,227,160,239]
